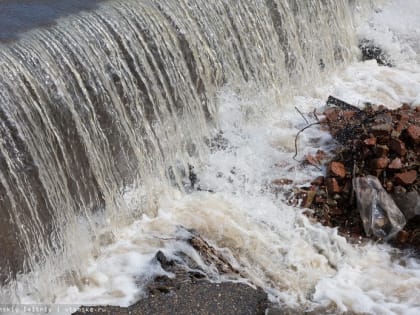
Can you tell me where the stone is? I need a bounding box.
[303,190,317,208]
[407,125,420,143]
[370,157,389,169]
[326,178,341,193]
[389,139,407,156]
[388,158,402,169]
[329,161,346,178]
[371,123,392,136]
[394,170,417,186]
[156,250,173,268]
[392,190,420,220]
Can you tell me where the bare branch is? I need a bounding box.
[295,106,309,124]
[293,122,321,161]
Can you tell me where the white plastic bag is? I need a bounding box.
[353,176,406,240]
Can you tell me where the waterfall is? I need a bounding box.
[0,0,357,294]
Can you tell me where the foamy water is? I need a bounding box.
[6,1,420,314]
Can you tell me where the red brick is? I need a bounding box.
[388,158,402,169]
[394,170,417,185]
[329,161,346,178]
[407,125,420,143]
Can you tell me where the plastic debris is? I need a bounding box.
[353,175,406,240]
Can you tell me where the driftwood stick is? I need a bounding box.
[313,108,320,122]
[293,122,321,161]
[295,106,309,124]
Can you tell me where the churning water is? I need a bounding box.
[0,0,419,314]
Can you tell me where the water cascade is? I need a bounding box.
[0,0,360,302]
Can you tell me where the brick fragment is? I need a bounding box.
[394,170,417,185]
[407,125,420,144]
[388,158,402,170]
[329,161,346,178]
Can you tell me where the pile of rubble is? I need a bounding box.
[287,96,420,250]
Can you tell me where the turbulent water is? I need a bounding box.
[0,0,419,314]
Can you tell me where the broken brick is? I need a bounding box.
[407,125,420,144]
[388,158,402,169]
[329,161,346,178]
[394,170,417,185]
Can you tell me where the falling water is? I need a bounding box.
[0,0,378,308]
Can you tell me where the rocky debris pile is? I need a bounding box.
[280,96,420,251]
[73,231,268,315]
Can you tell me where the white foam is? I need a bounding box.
[357,0,420,64]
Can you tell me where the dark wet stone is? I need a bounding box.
[392,190,420,220]
[359,39,393,66]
